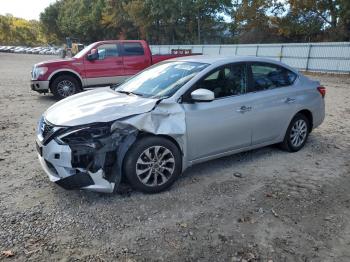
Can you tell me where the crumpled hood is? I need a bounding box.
[44,88,158,126]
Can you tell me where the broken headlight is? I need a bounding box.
[55,123,112,145]
[110,121,133,133]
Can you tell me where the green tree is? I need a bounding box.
[338,0,350,40]
[231,0,282,43]
[274,11,324,42]
[122,0,231,44]
[288,0,340,29]
[40,1,63,43]
[0,14,45,45]
[287,0,350,41]
[102,0,137,39]
[57,0,106,43]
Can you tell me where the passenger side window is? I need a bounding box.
[194,64,247,99]
[249,63,297,92]
[122,42,144,56]
[97,44,119,60]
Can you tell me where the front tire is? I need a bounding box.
[280,113,310,152]
[123,136,182,193]
[50,75,80,100]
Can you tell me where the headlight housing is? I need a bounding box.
[37,116,44,135]
[32,66,48,80]
[54,121,136,147]
[55,123,112,145]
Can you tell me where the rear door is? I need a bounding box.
[247,62,299,145]
[121,42,150,76]
[84,43,124,86]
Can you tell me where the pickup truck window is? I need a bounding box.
[74,43,95,59]
[115,61,209,98]
[97,44,119,60]
[122,42,144,56]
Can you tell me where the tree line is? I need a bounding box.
[0,15,45,46]
[1,0,349,46]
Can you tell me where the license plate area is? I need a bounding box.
[36,141,43,156]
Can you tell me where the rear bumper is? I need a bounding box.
[31,80,49,93]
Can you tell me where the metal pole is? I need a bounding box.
[279,44,284,61]
[197,9,200,44]
[256,45,259,57]
[306,44,312,71]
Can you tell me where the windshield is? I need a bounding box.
[73,43,95,59]
[115,61,209,98]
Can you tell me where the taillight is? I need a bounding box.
[317,86,326,98]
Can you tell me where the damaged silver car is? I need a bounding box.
[36,56,325,193]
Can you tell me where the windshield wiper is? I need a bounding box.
[116,90,143,97]
[151,95,169,100]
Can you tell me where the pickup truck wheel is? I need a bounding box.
[51,75,80,100]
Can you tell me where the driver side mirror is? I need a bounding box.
[191,88,215,102]
[87,48,98,61]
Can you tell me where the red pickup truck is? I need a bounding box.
[31,40,197,99]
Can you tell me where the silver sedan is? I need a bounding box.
[36,56,325,193]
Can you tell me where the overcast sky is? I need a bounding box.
[0,0,56,20]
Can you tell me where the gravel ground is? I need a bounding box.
[0,53,349,262]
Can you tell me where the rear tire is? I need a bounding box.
[280,113,310,152]
[123,136,182,194]
[50,75,80,100]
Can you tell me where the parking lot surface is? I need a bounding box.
[0,53,349,261]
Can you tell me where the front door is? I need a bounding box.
[84,43,125,86]
[183,63,253,161]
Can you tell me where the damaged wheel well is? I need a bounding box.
[136,132,183,156]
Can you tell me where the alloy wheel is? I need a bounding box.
[290,119,307,147]
[135,146,175,187]
[57,80,75,98]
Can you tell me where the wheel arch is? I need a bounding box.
[296,109,313,131]
[136,132,184,156]
[48,70,83,91]
[280,108,314,143]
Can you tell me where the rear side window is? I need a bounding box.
[122,42,144,56]
[249,63,297,92]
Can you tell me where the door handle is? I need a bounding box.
[285,97,296,104]
[236,105,252,113]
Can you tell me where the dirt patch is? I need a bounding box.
[0,53,349,261]
[0,120,19,130]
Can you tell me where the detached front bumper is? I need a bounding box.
[31,80,50,93]
[36,138,115,193]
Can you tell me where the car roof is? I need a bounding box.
[169,55,298,73]
[93,40,147,45]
